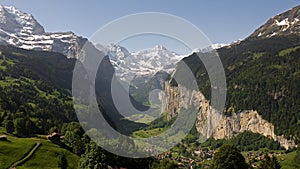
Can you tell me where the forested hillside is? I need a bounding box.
[179,35,300,141]
[0,45,77,136]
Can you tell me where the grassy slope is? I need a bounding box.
[0,128,79,169]
[18,139,79,169]
[279,151,299,169]
[132,128,165,138]
[124,114,156,124]
[0,135,35,168]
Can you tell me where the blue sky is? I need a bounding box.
[0,0,299,53]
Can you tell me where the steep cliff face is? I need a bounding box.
[212,110,296,149]
[162,81,182,120]
[162,81,222,139]
[212,110,275,139]
[162,81,296,149]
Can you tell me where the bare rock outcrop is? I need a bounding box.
[162,81,297,149]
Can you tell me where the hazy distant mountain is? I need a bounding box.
[97,44,187,83]
[96,43,230,103]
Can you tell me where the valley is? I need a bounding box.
[0,3,299,169]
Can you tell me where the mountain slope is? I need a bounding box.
[169,35,300,142]
[0,131,80,169]
[96,44,188,105]
[0,5,150,134]
[0,5,87,59]
[162,6,300,144]
[98,44,186,82]
[0,5,44,35]
[0,45,76,136]
[0,44,148,137]
[249,5,300,39]
[101,43,228,84]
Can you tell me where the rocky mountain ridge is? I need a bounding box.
[249,5,300,39]
[0,5,87,59]
[97,43,187,83]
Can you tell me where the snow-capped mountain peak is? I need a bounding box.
[133,44,179,56]
[107,43,131,59]
[0,5,87,59]
[0,5,44,35]
[153,44,167,50]
[97,44,186,82]
[97,42,232,83]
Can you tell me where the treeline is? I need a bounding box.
[209,144,281,169]
[201,131,284,151]
[59,122,166,169]
[209,143,299,169]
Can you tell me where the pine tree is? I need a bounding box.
[260,154,281,169]
[3,118,14,134]
[78,141,106,169]
[210,144,248,169]
[58,152,68,169]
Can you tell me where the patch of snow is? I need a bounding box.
[274,18,299,32]
[266,32,277,38]
[276,18,290,26]
[210,43,229,49]
[196,43,229,53]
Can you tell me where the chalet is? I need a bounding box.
[47,132,64,141]
[0,135,7,141]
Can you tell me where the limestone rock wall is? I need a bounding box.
[161,81,296,149]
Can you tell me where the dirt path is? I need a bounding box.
[8,142,41,169]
